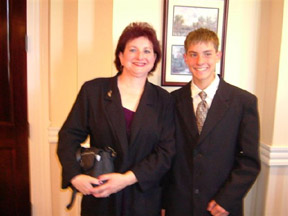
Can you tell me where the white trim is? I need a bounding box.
[260,143,288,166]
[27,0,52,215]
[48,127,59,144]
[49,127,90,148]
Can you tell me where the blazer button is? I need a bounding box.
[194,189,200,194]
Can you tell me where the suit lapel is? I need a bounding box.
[198,78,230,144]
[103,76,129,156]
[175,83,199,142]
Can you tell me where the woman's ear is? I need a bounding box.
[118,52,123,64]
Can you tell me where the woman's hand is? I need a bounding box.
[71,174,102,195]
[90,171,137,198]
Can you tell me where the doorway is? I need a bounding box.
[0,0,30,215]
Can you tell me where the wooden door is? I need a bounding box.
[0,0,31,215]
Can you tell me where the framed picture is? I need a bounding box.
[161,0,229,86]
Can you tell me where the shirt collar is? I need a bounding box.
[191,75,220,99]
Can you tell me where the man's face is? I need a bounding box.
[184,41,221,89]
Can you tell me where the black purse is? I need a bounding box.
[66,146,117,209]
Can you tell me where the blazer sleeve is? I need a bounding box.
[214,95,261,213]
[57,84,90,188]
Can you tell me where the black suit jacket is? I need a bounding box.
[57,75,175,216]
[164,77,260,216]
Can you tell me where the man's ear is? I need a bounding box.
[183,53,187,63]
[216,51,222,62]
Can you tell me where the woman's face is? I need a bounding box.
[119,36,156,78]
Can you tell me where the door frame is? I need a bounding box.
[27,0,52,215]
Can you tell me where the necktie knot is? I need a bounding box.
[199,91,207,100]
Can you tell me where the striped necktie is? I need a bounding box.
[196,91,208,134]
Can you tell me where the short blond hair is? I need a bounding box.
[184,28,219,52]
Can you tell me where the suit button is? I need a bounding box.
[194,151,203,158]
[194,189,200,194]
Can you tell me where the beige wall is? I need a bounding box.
[260,0,288,215]
[28,0,288,215]
[49,0,113,215]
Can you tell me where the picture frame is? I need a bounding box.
[161,0,229,86]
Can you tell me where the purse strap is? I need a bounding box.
[66,146,116,210]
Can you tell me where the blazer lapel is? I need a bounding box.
[175,83,199,143]
[198,78,230,144]
[103,76,129,156]
[129,81,155,146]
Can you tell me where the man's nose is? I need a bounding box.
[196,55,204,64]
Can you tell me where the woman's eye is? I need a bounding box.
[144,50,151,54]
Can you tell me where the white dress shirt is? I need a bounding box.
[191,75,220,114]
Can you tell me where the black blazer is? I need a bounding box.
[164,77,260,216]
[57,75,175,216]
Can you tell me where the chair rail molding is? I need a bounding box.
[49,127,288,166]
[260,142,288,166]
[48,127,59,144]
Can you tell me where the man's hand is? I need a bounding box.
[207,200,229,216]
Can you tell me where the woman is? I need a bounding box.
[57,22,175,216]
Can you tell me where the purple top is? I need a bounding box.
[121,107,135,215]
[123,107,135,139]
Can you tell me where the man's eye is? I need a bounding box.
[129,48,136,52]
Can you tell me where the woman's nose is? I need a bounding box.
[136,51,144,59]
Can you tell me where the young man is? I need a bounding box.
[164,28,261,216]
